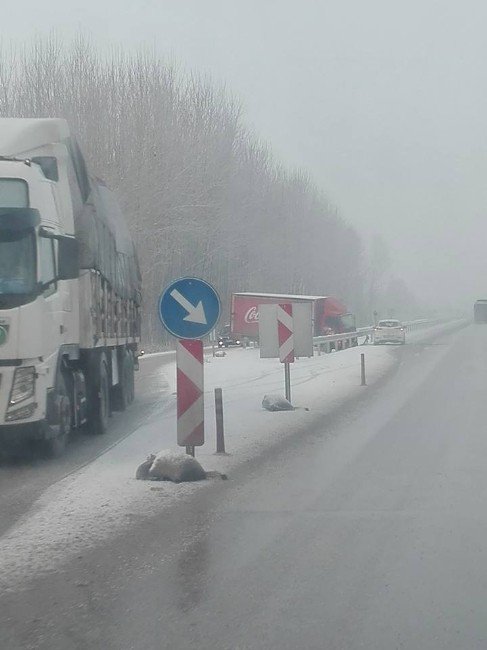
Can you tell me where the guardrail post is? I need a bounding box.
[215,387,226,454]
[361,353,366,386]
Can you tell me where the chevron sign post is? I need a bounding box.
[278,303,294,363]
[277,303,294,402]
[259,301,313,405]
[176,339,204,448]
[159,278,221,455]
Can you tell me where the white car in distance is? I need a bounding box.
[373,319,406,345]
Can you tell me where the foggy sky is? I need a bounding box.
[3,0,487,308]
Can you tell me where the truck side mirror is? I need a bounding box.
[57,236,79,280]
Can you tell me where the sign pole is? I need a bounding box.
[284,362,291,402]
[278,303,294,403]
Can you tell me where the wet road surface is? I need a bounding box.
[3,325,487,649]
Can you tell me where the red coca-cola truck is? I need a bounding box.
[227,292,356,341]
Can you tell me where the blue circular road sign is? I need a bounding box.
[158,277,221,340]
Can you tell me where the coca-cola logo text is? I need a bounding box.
[244,307,259,323]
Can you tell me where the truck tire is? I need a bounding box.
[92,358,110,435]
[45,379,71,458]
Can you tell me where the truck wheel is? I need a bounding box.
[45,382,71,458]
[92,360,110,435]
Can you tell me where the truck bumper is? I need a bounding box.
[374,334,406,344]
[0,420,47,445]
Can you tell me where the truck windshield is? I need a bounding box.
[0,179,29,208]
[0,228,36,302]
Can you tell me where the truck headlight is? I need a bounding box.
[5,402,37,422]
[9,366,36,406]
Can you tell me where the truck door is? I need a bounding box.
[38,232,63,361]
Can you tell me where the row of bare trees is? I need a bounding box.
[0,36,418,347]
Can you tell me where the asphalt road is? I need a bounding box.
[3,323,487,649]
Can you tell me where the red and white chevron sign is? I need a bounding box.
[176,339,204,446]
[278,303,294,363]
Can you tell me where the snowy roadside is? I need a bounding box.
[0,319,467,591]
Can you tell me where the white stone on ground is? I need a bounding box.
[262,394,295,411]
[149,450,207,482]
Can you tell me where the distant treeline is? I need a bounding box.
[0,36,419,347]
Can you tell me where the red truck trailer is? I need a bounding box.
[229,293,356,341]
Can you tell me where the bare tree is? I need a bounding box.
[0,36,372,348]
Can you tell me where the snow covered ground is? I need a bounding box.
[0,320,466,591]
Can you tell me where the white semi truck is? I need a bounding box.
[0,118,141,455]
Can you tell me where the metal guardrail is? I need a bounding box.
[313,319,442,354]
[140,319,444,359]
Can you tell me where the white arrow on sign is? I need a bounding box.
[170,288,207,325]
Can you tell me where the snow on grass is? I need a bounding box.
[0,320,466,591]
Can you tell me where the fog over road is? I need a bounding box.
[3,324,487,649]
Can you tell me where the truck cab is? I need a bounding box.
[0,160,78,443]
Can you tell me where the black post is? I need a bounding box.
[361,353,366,386]
[215,387,225,453]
